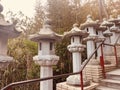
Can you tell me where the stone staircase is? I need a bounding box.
[96,69,120,90]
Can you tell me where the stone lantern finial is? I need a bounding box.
[43,18,52,29]
[86,14,93,22]
[87,14,92,18]
[73,23,79,27]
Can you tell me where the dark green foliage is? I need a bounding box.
[0,38,40,90]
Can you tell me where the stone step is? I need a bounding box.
[96,86,119,90]
[106,69,120,80]
[100,79,120,89]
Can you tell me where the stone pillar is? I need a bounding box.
[101,18,113,56]
[117,15,120,44]
[109,16,120,44]
[103,28,113,56]
[108,15,120,64]
[87,38,95,59]
[95,25,113,65]
[0,33,8,55]
[110,27,119,44]
[67,37,88,85]
[86,27,97,59]
[64,24,90,86]
[85,28,96,58]
[80,15,98,65]
[40,66,53,90]
[68,36,85,73]
[96,25,106,59]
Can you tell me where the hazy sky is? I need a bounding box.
[1,0,36,17]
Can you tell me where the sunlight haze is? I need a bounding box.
[1,0,46,17]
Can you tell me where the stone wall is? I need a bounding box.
[83,64,116,83]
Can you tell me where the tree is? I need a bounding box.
[0,11,40,90]
[31,0,45,34]
[106,0,120,17]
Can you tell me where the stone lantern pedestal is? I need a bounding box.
[0,56,13,69]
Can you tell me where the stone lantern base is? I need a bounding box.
[0,55,13,69]
[56,82,98,90]
[66,75,90,86]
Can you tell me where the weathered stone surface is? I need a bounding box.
[33,55,59,66]
[56,82,99,90]
[0,55,13,69]
[66,75,90,86]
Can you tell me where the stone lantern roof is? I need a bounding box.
[0,4,21,38]
[80,15,99,30]
[97,25,107,31]
[110,26,120,33]
[101,18,113,37]
[108,15,120,26]
[95,25,106,42]
[108,16,120,33]
[64,23,89,38]
[101,18,114,27]
[103,29,113,37]
[29,19,62,42]
[108,15,120,24]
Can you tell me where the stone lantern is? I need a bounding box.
[109,16,120,44]
[101,18,114,56]
[29,19,62,90]
[96,25,107,59]
[80,15,99,65]
[64,23,90,86]
[116,15,120,44]
[0,3,21,69]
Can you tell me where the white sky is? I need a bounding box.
[1,0,41,17]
